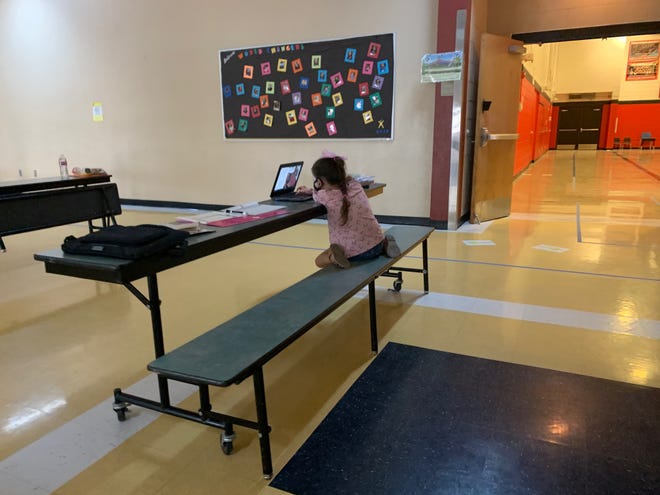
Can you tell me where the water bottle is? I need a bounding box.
[58,154,69,178]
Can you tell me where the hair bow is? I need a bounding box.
[321,149,348,161]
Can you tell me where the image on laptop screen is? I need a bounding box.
[270,162,304,197]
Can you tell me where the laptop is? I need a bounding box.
[269,161,313,202]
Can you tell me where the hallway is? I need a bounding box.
[0,150,658,494]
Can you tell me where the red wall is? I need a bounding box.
[534,94,551,159]
[514,75,536,175]
[513,75,552,176]
[606,101,660,148]
[550,106,559,149]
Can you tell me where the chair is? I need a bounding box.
[613,137,621,149]
[622,137,632,149]
[640,132,655,150]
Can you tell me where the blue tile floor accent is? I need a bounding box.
[270,342,660,495]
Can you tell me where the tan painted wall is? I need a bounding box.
[0,0,438,217]
[523,35,660,101]
[2,0,659,218]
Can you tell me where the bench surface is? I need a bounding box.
[148,225,433,387]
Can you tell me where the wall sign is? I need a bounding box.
[219,33,394,139]
[626,40,659,81]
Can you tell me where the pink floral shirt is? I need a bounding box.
[313,179,384,257]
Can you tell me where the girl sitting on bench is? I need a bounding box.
[297,151,400,268]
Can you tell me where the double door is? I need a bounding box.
[556,103,602,149]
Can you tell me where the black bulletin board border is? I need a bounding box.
[218,33,395,140]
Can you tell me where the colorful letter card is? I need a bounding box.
[330,72,344,88]
[305,122,317,137]
[377,60,389,75]
[326,121,338,136]
[367,42,381,58]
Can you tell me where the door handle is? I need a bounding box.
[580,128,599,132]
[480,127,519,147]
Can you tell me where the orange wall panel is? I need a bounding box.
[513,76,537,176]
[608,102,660,148]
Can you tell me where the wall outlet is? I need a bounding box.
[18,169,23,177]
[33,169,38,177]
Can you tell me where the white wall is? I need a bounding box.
[619,35,660,101]
[0,0,438,217]
[523,35,660,101]
[554,38,628,96]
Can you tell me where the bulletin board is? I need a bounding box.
[218,33,394,140]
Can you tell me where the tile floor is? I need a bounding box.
[0,149,658,494]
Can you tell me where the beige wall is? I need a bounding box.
[2,0,659,219]
[0,0,438,217]
[523,35,660,101]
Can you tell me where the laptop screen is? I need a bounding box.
[270,162,304,196]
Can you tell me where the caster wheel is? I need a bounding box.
[221,440,234,455]
[112,397,129,422]
[392,279,402,292]
[115,407,127,422]
[221,431,236,455]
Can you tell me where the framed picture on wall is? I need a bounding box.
[626,40,659,81]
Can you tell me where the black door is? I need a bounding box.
[556,103,602,149]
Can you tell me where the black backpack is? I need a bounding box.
[62,224,190,259]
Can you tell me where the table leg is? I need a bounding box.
[253,367,273,479]
[147,274,171,407]
[369,280,378,353]
[422,239,429,293]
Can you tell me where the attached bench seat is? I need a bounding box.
[120,225,433,478]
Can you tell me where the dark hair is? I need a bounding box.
[312,156,350,225]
